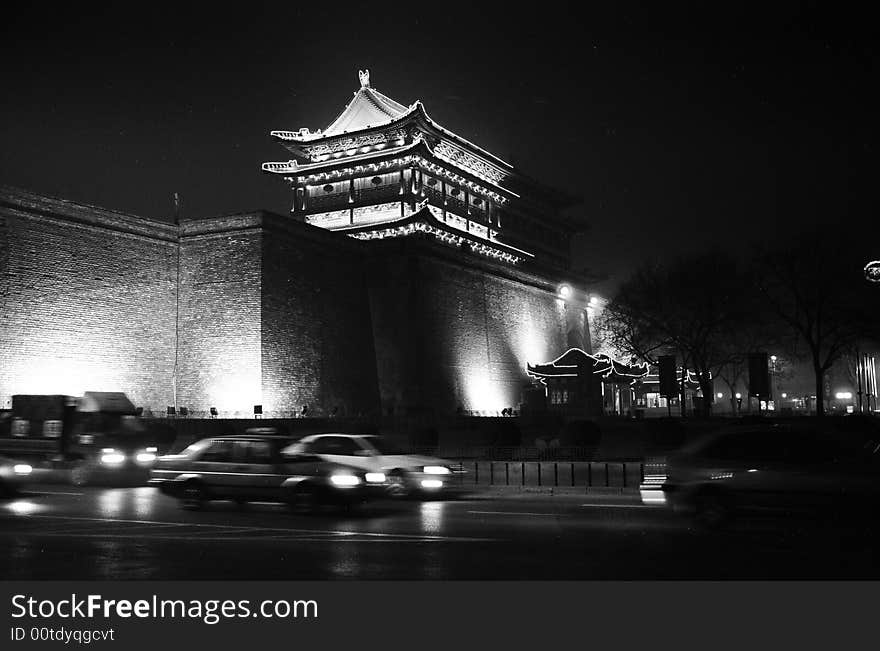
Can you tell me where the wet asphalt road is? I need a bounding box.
[1,484,878,579]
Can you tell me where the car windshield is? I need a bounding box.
[281,442,305,456]
[180,439,212,456]
[362,436,406,455]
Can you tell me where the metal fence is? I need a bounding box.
[447,460,646,489]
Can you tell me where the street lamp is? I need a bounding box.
[769,355,779,407]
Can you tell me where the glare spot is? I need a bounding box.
[6,500,43,516]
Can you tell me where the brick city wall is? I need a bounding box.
[176,215,263,417]
[366,238,578,417]
[260,215,379,417]
[0,188,178,411]
[1,188,585,423]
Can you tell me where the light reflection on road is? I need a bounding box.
[96,486,160,519]
[419,501,446,534]
[2,485,877,579]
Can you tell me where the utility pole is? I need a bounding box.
[857,351,864,413]
[680,358,687,419]
[172,192,182,414]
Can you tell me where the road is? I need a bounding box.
[1,484,877,579]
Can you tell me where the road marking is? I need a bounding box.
[32,491,84,496]
[5,514,496,542]
[24,532,493,543]
[579,503,651,509]
[468,510,564,516]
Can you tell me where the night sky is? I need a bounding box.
[1,3,875,292]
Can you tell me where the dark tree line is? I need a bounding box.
[595,230,879,417]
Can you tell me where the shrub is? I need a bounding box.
[558,420,602,448]
[647,418,685,449]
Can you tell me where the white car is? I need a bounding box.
[283,434,464,497]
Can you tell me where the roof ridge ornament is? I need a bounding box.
[358,69,370,88]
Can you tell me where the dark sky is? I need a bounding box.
[1,3,876,292]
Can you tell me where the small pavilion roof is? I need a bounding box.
[528,349,650,384]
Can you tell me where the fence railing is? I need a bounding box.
[446,460,647,489]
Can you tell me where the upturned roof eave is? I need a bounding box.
[272,99,421,147]
[262,140,523,202]
[333,204,534,260]
[263,141,426,177]
[273,102,512,173]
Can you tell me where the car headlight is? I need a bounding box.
[136,452,157,464]
[330,473,361,487]
[365,472,386,483]
[100,450,126,465]
[423,465,451,475]
[13,464,33,476]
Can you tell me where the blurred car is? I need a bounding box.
[70,444,160,486]
[283,433,464,497]
[0,455,34,496]
[149,434,388,511]
[641,424,880,527]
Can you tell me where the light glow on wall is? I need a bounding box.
[7,357,121,397]
[461,370,509,413]
[515,320,551,374]
[208,372,263,416]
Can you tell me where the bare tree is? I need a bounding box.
[599,251,755,416]
[753,232,878,417]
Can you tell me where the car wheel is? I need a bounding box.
[181,481,208,510]
[387,469,412,498]
[288,483,321,514]
[694,489,731,529]
[70,463,92,487]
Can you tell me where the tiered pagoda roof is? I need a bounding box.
[262,71,580,270]
[265,74,514,182]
